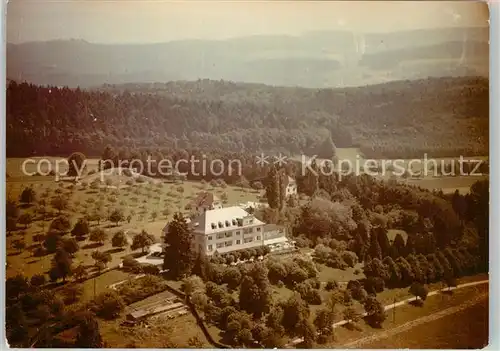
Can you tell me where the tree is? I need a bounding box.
[343,306,361,327]
[239,263,272,317]
[68,152,87,178]
[223,266,243,290]
[71,218,90,239]
[75,311,103,348]
[7,198,20,219]
[409,282,428,303]
[392,233,406,257]
[162,207,171,219]
[20,187,36,205]
[6,274,29,301]
[73,264,88,281]
[363,295,386,328]
[7,217,18,233]
[36,205,47,221]
[164,213,195,279]
[383,256,402,287]
[101,145,117,170]
[444,275,457,292]
[43,232,62,253]
[131,230,155,253]
[62,285,83,304]
[299,319,316,348]
[302,159,319,196]
[316,134,337,160]
[182,275,205,297]
[62,238,80,256]
[395,257,415,285]
[12,239,26,253]
[111,230,128,249]
[368,232,383,260]
[92,251,112,271]
[313,308,334,338]
[108,208,125,226]
[30,274,46,287]
[50,248,73,282]
[91,291,125,319]
[89,228,108,246]
[49,215,72,234]
[265,165,287,210]
[192,251,211,281]
[151,211,158,221]
[51,196,69,214]
[280,293,310,337]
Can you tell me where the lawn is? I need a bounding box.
[99,313,211,348]
[79,269,133,301]
[6,157,263,283]
[316,263,365,283]
[362,298,488,349]
[386,229,408,244]
[323,283,488,348]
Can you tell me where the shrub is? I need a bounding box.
[90,291,125,319]
[325,280,339,291]
[341,251,358,268]
[117,275,166,304]
[364,277,385,294]
[141,264,161,275]
[30,274,46,287]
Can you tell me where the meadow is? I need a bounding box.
[6,157,264,280]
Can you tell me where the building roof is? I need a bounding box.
[263,223,285,232]
[190,206,264,235]
[191,192,220,209]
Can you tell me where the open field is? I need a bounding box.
[292,150,488,195]
[317,263,365,283]
[328,283,489,348]
[6,158,264,279]
[362,298,488,349]
[99,312,210,348]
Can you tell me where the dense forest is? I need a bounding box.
[6,76,488,158]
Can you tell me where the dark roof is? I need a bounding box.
[191,192,219,208]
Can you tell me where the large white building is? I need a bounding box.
[163,206,289,256]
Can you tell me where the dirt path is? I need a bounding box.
[341,292,488,348]
[289,279,489,346]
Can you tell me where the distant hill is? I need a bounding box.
[7,27,488,88]
[6,76,488,158]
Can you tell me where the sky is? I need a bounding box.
[6,0,490,44]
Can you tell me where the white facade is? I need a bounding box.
[164,206,288,256]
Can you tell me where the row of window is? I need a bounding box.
[208,227,261,240]
[207,236,261,251]
[209,217,255,230]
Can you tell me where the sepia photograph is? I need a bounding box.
[4,0,490,348]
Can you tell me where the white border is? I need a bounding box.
[0,1,497,351]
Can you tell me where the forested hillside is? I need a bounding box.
[6,76,488,158]
[7,27,488,88]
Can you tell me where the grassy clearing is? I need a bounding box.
[363,298,488,349]
[323,283,488,348]
[99,313,211,348]
[79,270,133,301]
[317,263,365,283]
[387,229,408,244]
[6,158,263,282]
